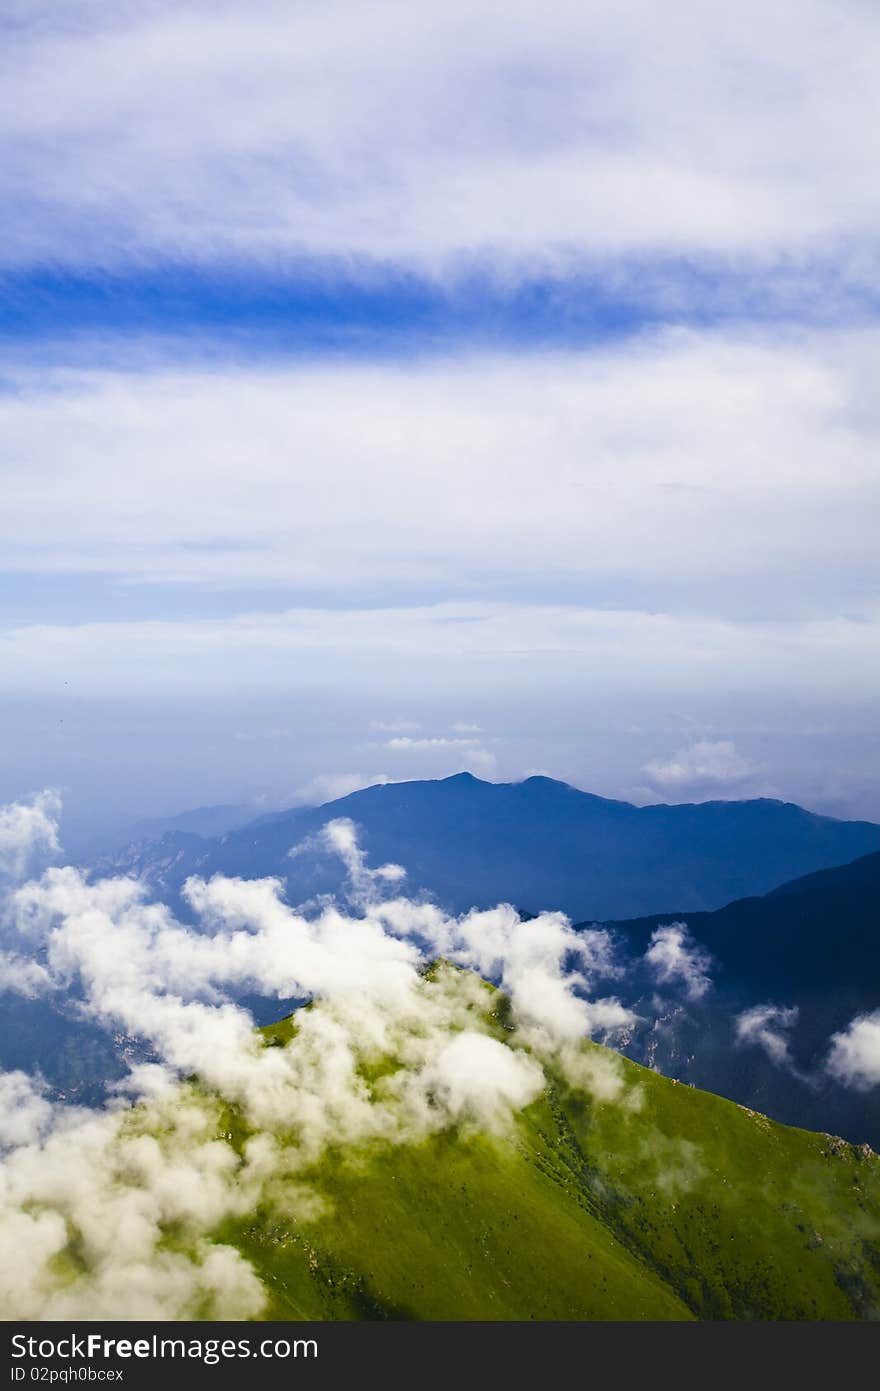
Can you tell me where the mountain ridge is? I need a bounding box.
[101,772,880,923]
[226,979,880,1321]
[593,848,880,1145]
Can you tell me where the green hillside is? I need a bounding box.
[209,977,880,1321]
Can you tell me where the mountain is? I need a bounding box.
[99,802,258,855]
[0,991,139,1106]
[605,847,880,1012]
[596,850,880,1144]
[228,992,880,1320]
[9,970,880,1319]
[99,773,880,922]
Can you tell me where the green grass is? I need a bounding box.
[210,981,880,1321]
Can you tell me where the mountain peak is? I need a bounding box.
[106,773,880,923]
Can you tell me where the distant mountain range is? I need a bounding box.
[605,847,880,1019]
[84,773,880,1146]
[99,801,258,854]
[100,772,880,922]
[598,849,880,1145]
[7,774,875,1141]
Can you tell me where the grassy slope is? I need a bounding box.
[217,999,880,1322]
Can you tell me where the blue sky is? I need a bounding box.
[1,0,880,844]
[4,255,879,351]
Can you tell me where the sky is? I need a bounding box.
[2,0,880,847]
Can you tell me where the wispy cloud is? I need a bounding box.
[1,2,878,277]
[0,817,639,1317]
[640,740,768,802]
[383,737,482,751]
[369,719,421,734]
[1,330,879,620]
[4,602,878,708]
[644,925,712,1001]
[2,6,880,834]
[735,1004,800,1070]
[289,773,392,807]
[0,789,61,879]
[826,1010,880,1090]
[382,736,497,773]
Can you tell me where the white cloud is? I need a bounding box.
[3,602,879,723]
[289,772,391,807]
[735,1004,799,1069]
[299,816,407,908]
[0,2,878,272]
[2,330,876,825]
[382,735,497,774]
[0,817,649,1317]
[826,1010,880,1090]
[466,749,498,772]
[9,820,634,1087]
[0,1072,55,1150]
[2,330,879,804]
[644,925,712,1001]
[638,1134,706,1199]
[641,741,762,801]
[369,720,421,734]
[0,950,53,999]
[1,330,879,621]
[384,737,482,751]
[418,1031,545,1132]
[0,1088,268,1319]
[375,897,634,1044]
[0,790,62,879]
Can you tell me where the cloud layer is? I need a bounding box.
[2,1,879,274]
[2,3,880,832]
[2,329,878,619]
[4,603,879,709]
[0,789,61,879]
[1,797,877,1318]
[641,741,766,802]
[3,325,879,824]
[0,816,639,1317]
